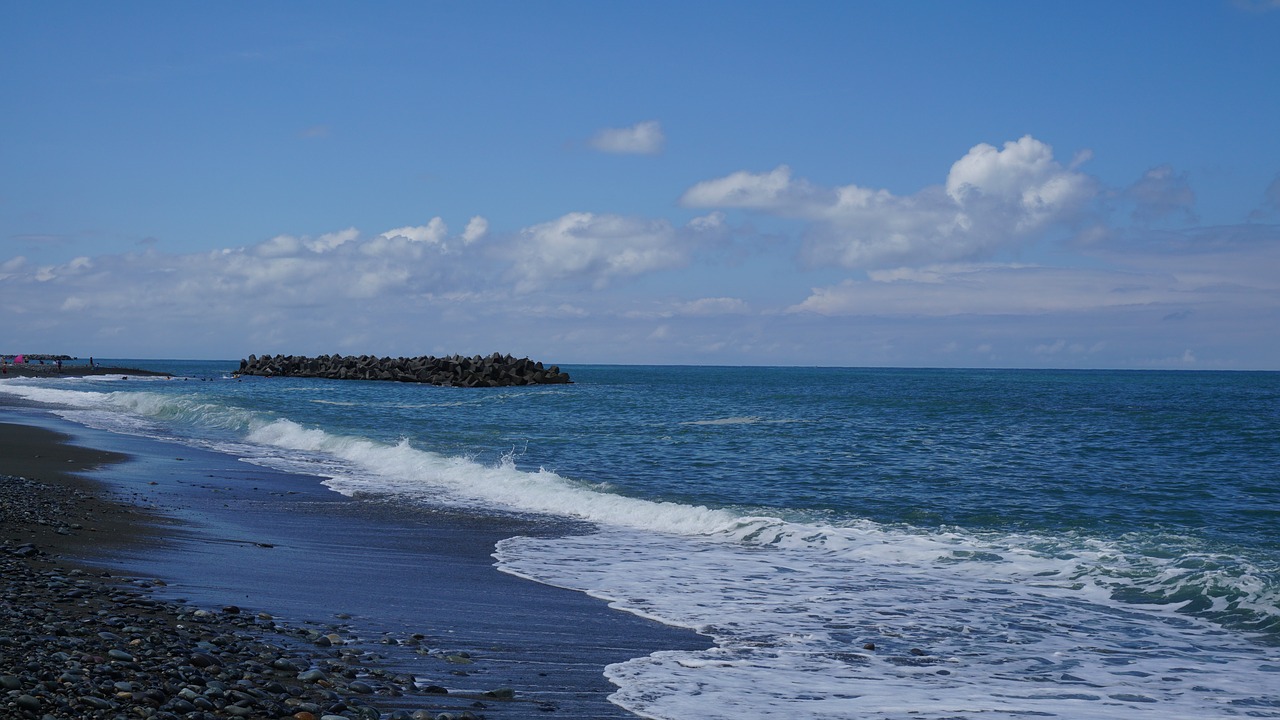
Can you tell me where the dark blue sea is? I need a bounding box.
[4,362,1279,718]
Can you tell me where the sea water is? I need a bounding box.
[3,362,1278,718]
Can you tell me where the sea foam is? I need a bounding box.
[6,377,1279,719]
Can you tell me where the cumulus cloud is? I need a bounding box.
[3,221,495,325]
[2,209,725,354]
[588,120,665,155]
[504,212,715,292]
[307,227,360,253]
[365,217,493,257]
[682,135,1096,268]
[462,216,489,244]
[679,166,819,210]
[381,217,448,245]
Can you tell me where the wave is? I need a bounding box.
[246,418,741,535]
[6,380,1280,717]
[4,379,1277,638]
[498,523,1280,719]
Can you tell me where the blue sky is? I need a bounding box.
[3,1,1279,368]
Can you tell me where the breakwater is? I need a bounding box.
[235,353,571,387]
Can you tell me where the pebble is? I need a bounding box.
[2,473,495,720]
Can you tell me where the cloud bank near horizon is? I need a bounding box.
[3,135,1277,368]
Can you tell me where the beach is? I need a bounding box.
[0,404,710,720]
[2,362,1277,719]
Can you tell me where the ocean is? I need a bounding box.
[3,361,1278,718]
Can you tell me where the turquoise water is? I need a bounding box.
[4,362,1279,718]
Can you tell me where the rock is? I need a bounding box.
[190,651,221,667]
[79,695,113,710]
[1,472,489,720]
[297,669,327,682]
[483,687,515,699]
[234,352,572,387]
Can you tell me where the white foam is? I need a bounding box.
[497,528,1280,719]
[7,378,1278,718]
[245,418,740,534]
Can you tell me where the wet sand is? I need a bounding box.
[0,408,709,719]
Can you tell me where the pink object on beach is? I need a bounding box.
[14,355,24,363]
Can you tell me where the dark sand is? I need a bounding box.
[0,408,709,719]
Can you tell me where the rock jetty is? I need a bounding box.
[235,353,570,388]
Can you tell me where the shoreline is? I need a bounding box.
[0,408,709,720]
[0,421,498,720]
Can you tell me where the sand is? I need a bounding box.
[0,407,707,719]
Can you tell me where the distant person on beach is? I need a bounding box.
[89,356,94,368]
[56,358,62,373]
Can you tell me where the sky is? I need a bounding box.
[2,1,1279,369]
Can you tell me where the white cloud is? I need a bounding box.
[687,211,728,233]
[786,261,1261,318]
[679,166,816,210]
[348,268,410,298]
[255,234,302,258]
[306,227,359,253]
[677,297,749,316]
[381,218,448,245]
[588,120,665,155]
[682,135,1096,268]
[253,228,358,258]
[462,216,489,244]
[505,212,693,292]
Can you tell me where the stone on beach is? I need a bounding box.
[0,472,503,720]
